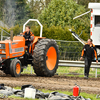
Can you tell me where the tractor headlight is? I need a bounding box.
[2,50,5,53]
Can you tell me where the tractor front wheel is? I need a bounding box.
[10,59,21,77]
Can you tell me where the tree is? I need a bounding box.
[74,0,100,9]
[0,0,5,21]
[3,0,17,27]
[38,0,90,40]
[15,0,30,25]
[1,0,30,27]
[27,0,51,19]
[45,0,51,7]
[0,0,52,27]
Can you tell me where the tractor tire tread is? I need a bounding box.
[10,59,21,77]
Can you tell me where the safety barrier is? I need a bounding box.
[59,60,100,78]
[59,60,100,68]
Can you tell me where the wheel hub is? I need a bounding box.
[46,47,57,70]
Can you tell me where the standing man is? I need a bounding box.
[80,39,98,79]
[20,26,34,53]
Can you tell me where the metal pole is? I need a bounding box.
[95,68,97,78]
[0,28,10,35]
[26,67,27,73]
[31,66,32,74]
[10,30,13,41]
[1,29,3,41]
[23,19,43,37]
[73,10,91,20]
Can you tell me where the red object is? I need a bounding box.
[91,9,93,13]
[91,24,92,28]
[90,32,92,36]
[91,16,93,20]
[73,86,79,97]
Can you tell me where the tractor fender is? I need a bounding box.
[33,36,45,44]
[31,36,45,54]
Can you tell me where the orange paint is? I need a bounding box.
[16,63,21,74]
[0,36,45,59]
[91,16,93,20]
[91,24,92,28]
[46,47,57,70]
[91,32,92,36]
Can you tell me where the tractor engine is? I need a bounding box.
[0,36,25,61]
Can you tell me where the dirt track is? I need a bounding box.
[0,71,100,95]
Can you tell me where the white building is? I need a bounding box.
[88,3,100,46]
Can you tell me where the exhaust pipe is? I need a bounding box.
[10,30,13,41]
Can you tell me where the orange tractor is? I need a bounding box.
[0,19,59,77]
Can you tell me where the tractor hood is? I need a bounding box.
[0,36,25,59]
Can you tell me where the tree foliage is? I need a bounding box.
[15,0,30,25]
[38,0,90,38]
[0,0,30,27]
[6,24,87,41]
[0,0,92,41]
[0,0,5,21]
[75,0,100,9]
[27,0,51,19]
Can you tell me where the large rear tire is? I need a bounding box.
[33,39,59,77]
[10,59,21,77]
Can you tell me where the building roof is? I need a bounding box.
[88,3,100,9]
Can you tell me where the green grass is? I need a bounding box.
[9,87,98,100]
[60,66,100,75]
[57,66,100,78]
[22,65,34,74]
[22,65,100,78]
[42,89,97,100]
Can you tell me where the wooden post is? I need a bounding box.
[10,30,13,41]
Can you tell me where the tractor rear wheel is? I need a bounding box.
[10,59,21,77]
[33,39,59,77]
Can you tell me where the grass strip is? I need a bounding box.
[8,87,98,100]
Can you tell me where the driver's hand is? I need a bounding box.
[96,60,98,63]
[80,57,83,60]
[20,33,23,35]
[26,39,28,41]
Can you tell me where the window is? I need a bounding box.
[95,16,100,27]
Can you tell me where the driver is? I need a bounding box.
[20,26,34,53]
